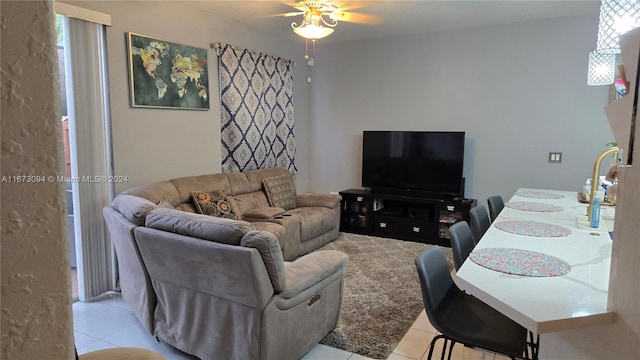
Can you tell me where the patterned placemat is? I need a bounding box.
[515,190,565,199]
[495,220,572,237]
[470,247,571,277]
[505,201,564,213]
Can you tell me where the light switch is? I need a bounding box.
[548,152,562,163]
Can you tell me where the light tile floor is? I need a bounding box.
[73,292,507,360]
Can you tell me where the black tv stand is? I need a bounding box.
[371,187,447,200]
[370,178,465,201]
[339,188,477,247]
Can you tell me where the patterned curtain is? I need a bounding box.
[218,44,297,174]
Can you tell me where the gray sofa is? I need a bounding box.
[102,167,347,360]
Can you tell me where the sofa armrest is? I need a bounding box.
[242,207,286,221]
[112,194,158,225]
[295,193,342,208]
[280,250,348,300]
[241,230,286,292]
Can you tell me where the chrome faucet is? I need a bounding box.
[587,146,623,221]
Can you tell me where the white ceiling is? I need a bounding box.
[186,0,600,43]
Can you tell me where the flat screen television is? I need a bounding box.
[362,131,465,197]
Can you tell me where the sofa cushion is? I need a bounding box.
[240,167,294,195]
[288,207,335,242]
[157,200,175,209]
[170,173,230,204]
[176,202,197,213]
[192,190,238,220]
[240,230,286,292]
[112,194,158,226]
[231,191,271,216]
[263,175,296,210]
[145,208,254,245]
[120,181,180,205]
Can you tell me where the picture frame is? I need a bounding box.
[127,32,209,110]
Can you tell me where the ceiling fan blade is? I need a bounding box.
[264,11,305,18]
[330,11,383,25]
[332,1,373,13]
[281,11,306,17]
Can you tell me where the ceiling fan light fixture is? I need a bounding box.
[291,2,338,40]
[293,23,334,39]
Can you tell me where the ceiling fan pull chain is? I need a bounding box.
[304,38,309,60]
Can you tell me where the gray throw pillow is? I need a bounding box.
[262,175,295,210]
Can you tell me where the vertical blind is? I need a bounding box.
[61,13,115,300]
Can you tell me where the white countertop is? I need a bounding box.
[454,188,615,334]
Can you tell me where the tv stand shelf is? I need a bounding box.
[339,188,477,247]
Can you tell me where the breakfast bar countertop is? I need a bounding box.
[454,188,615,334]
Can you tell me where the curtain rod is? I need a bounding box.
[210,42,295,67]
[211,42,222,56]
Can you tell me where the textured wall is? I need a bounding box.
[1,1,74,359]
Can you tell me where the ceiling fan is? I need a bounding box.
[282,1,383,40]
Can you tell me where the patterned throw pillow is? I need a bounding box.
[262,175,296,210]
[192,190,237,220]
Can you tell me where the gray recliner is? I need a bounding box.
[134,208,349,360]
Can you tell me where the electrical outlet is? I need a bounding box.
[548,152,562,163]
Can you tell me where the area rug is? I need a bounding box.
[318,233,454,359]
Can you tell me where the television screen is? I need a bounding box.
[362,131,465,196]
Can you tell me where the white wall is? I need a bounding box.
[69,0,313,193]
[1,1,74,358]
[309,15,612,205]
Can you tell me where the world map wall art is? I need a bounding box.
[127,32,209,110]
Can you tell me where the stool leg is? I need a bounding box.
[446,340,456,360]
[427,334,446,360]
[440,337,448,360]
[527,331,540,360]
